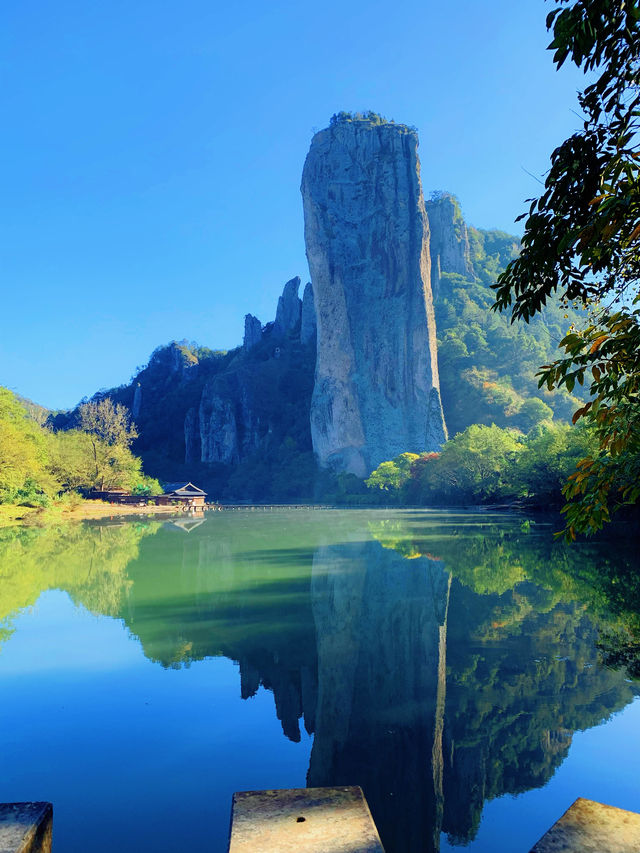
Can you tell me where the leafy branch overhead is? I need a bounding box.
[494,0,640,319]
[493,0,640,538]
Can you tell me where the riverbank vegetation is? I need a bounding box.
[0,387,160,511]
[365,421,597,508]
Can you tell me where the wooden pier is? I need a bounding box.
[213,503,336,511]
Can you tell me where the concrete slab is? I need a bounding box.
[228,786,385,853]
[0,803,53,853]
[529,797,640,852]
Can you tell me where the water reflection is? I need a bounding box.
[0,511,638,852]
[306,520,638,852]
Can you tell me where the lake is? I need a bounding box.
[0,509,638,852]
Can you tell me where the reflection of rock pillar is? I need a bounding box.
[307,541,368,781]
[432,573,451,851]
[308,538,451,853]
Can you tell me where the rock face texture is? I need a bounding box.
[300,281,317,344]
[131,384,142,420]
[425,193,472,299]
[243,314,262,351]
[185,374,265,465]
[197,386,240,464]
[180,276,314,469]
[274,276,302,338]
[301,117,447,476]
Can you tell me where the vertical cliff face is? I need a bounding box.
[179,276,315,470]
[131,384,142,419]
[424,193,473,299]
[300,281,317,344]
[301,116,447,476]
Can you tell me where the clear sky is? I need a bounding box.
[1,0,588,410]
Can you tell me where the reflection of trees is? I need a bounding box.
[310,516,639,853]
[117,516,321,741]
[369,513,640,680]
[442,584,632,846]
[0,521,160,646]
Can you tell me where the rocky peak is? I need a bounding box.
[151,342,197,371]
[301,115,447,476]
[424,193,473,298]
[274,276,302,337]
[243,314,262,351]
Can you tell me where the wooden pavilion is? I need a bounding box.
[160,482,207,510]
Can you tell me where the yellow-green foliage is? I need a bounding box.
[0,387,161,504]
[367,514,636,632]
[433,211,587,436]
[365,453,420,492]
[0,387,57,503]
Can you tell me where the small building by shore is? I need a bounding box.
[89,482,208,511]
[159,482,207,510]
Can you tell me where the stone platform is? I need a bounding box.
[228,786,385,853]
[529,797,640,852]
[0,803,52,853]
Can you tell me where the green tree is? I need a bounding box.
[78,398,138,448]
[516,397,554,432]
[422,424,523,504]
[77,398,139,490]
[48,430,97,491]
[513,421,597,505]
[432,211,586,437]
[48,427,156,493]
[365,453,420,492]
[0,388,56,503]
[493,0,640,537]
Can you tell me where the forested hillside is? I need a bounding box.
[433,197,586,438]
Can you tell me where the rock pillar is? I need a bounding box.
[301,116,447,476]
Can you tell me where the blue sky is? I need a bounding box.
[1,0,587,409]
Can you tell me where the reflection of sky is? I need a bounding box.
[0,591,140,673]
[440,697,640,852]
[0,590,312,853]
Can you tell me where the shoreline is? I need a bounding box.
[0,500,195,528]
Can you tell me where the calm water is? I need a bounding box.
[0,509,638,852]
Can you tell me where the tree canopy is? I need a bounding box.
[0,387,159,505]
[365,422,597,508]
[493,0,640,538]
